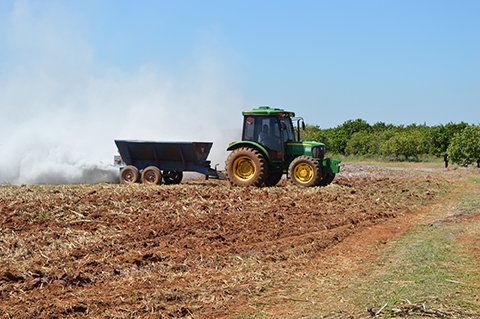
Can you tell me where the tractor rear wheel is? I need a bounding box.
[288,156,322,187]
[163,170,183,184]
[226,147,268,187]
[318,173,336,186]
[265,172,283,186]
[141,166,162,185]
[120,165,139,184]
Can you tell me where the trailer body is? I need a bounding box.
[115,140,222,184]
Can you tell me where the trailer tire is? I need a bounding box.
[226,147,268,187]
[120,165,140,184]
[265,172,283,186]
[163,171,183,184]
[288,156,322,187]
[141,166,162,185]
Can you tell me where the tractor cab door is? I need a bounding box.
[279,117,296,143]
[243,115,285,161]
[279,117,297,163]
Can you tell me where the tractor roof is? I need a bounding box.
[242,106,295,117]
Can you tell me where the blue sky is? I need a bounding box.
[1,0,479,127]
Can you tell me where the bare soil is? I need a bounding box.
[0,163,465,318]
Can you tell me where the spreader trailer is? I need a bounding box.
[114,140,223,185]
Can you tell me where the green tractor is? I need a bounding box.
[225,106,341,187]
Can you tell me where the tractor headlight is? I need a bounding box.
[312,146,325,159]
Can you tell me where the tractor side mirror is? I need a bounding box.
[302,121,306,130]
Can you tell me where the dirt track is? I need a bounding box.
[0,164,450,318]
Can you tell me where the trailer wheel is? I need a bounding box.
[318,173,336,186]
[120,165,139,184]
[288,156,322,187]
[163,171,183,184]
[265,172,283,186]
[226,147,268,187]
[141,166,162,185]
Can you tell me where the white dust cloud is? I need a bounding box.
[0,2,243,184]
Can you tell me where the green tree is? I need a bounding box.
[302,125,332,147]
[448,125,480,167]
[345,131,374,155]
[303,119,476,162]
[302,124,321,141]
[330,119,371,154]
[345,131,391,156]
[381,130,426,160]
[371,121,387,132]
[340,119,371,136]
[429,122,469,156]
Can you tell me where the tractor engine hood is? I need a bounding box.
[286,141,326,159]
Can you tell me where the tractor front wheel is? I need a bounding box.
[226,147,268,187]
[120,165,139,184]
[288,156,322,187]
[141,166,162,185]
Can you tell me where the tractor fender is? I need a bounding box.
[226,141,271,162]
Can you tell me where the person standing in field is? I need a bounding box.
[443,152,449,168]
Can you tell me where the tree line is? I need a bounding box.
[302,119,480,167]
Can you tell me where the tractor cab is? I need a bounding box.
[241,106,297,160]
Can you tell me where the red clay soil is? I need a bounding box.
[0,164,447,318]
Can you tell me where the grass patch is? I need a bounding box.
[468,176,480,184]
[359,191,480,318]
[36,210,49,219]
[454,181,480,212]
[368,226,466,307]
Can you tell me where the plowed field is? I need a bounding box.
[0,164,449,318]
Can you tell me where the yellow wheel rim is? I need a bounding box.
[233,156,256,181]
[293,163,314,183]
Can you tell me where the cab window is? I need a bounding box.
[280,118,295,142]
[243,116,282,151]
